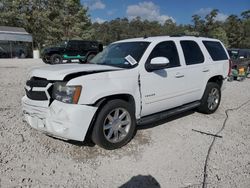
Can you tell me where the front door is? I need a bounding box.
[140,41,187,117]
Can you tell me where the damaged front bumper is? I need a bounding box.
[22,96,97,141]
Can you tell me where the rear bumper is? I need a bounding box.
[22,96,98,141]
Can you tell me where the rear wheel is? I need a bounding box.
[92,99,136,150]
[87,53,96,62]
[198,82,221,114]
[50,54,62,64]
[42,58,50,64]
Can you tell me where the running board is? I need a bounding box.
[137,101,201,125]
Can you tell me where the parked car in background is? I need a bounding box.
[22,36,230,149]
[41,40,103,64]
[228,48,250,68]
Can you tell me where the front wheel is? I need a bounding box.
[92,99,136,150]
[198,82,221,114]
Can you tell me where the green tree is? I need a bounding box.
[210,27,229,47]
[225,15,244,48]
[241,10,250,48]
[0,0,91,49]
[192,14,205,35]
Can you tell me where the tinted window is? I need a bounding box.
[238,50,250,58]
[228,50,239,59]
[67,41,79,50]
[148,41,180,68]
[180,41,204,65]
[203,41,228,61]
[79,41,88,49]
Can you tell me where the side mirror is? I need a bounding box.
[146,57,170,72]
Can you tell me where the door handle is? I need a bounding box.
[175,73,184,78]
[202,68,210,72]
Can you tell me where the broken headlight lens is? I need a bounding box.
[52,82,82,104]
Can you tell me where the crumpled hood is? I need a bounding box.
[29,63,122,80]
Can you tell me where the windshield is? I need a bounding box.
[90,42,150,68]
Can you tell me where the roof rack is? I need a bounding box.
[170,34,199,37]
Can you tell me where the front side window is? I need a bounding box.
[56,41,67,48]
[181,40,204,65]
[147,41,180,68]
[90,42,150,68]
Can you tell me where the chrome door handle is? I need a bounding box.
[175,73,184,78]
[202,68,210,72]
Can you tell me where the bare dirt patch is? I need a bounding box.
[0,59,249,187]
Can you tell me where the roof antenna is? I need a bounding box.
[143,34,148,39]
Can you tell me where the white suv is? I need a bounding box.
[22,36,230,149]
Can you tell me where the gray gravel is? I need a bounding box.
[0,59,249,188]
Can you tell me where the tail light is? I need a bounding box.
[228,59,232,76]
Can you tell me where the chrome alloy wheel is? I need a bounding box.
[54,57,61,64]
[207,88,220,110]
[103,108,131,143]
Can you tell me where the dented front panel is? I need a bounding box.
[22,96,97,141]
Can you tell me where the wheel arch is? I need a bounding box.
[84,93,136,143]
[207,75,223,88]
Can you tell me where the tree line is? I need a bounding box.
[0,0,249,49]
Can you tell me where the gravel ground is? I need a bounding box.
[0,59,249,188]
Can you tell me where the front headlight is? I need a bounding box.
[52,82,82,104]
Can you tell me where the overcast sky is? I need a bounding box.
[81,0,250,24]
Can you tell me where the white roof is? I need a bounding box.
[0,26,32,42]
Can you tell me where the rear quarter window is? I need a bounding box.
[203,41,228,61]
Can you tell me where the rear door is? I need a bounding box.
[78,41,89,57]
[64,41,81,58]
[179,40,208,103]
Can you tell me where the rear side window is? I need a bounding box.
[203,41,228,61]
[180,41,204,65]
[67,41,79,50]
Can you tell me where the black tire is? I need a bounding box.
[50,54,62,64]
[92,99,136,150]
[87,53,96,62]
[42,58,50,64]
[79,59,85,64]
[198,82,221,114]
